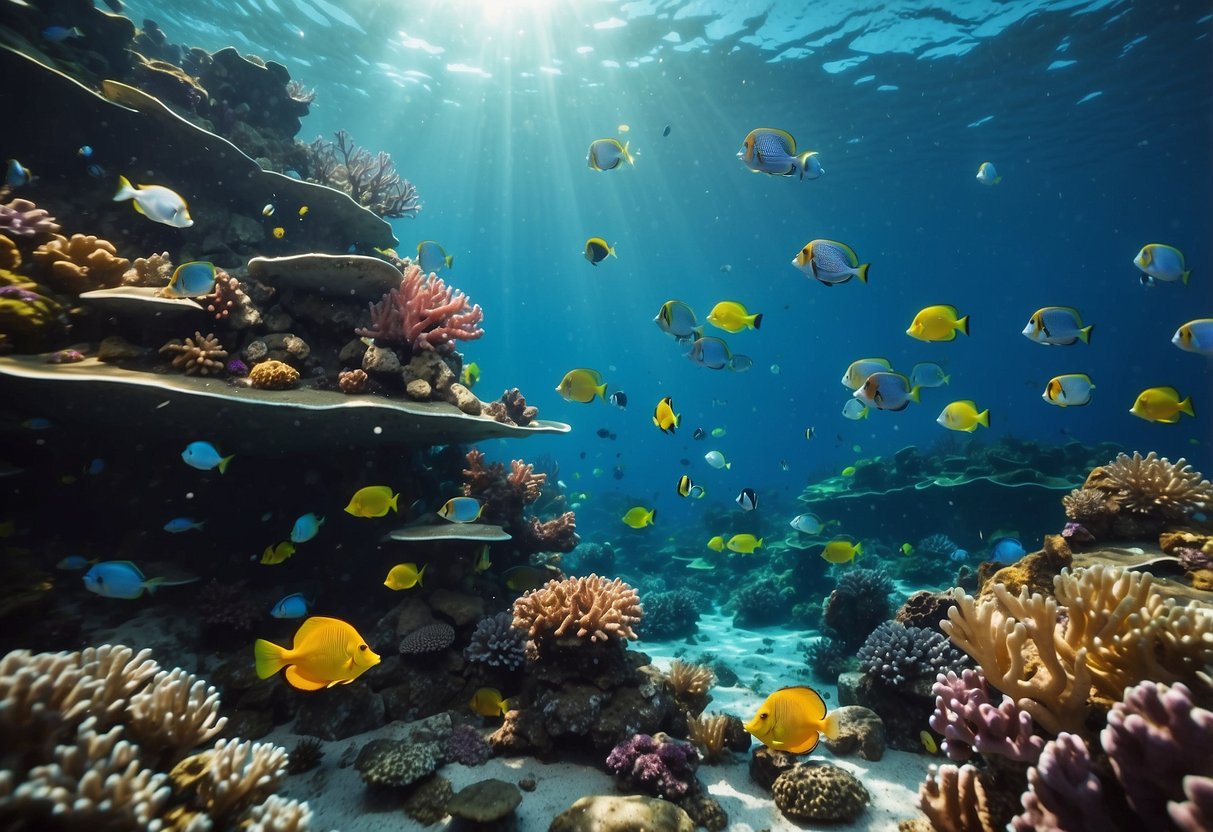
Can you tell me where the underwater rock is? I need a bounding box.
[403,775,453,825]
[428,589,484,627]
[293,683,386,740]
[489,707,554,757]
[771,762,870,823]
[247,253,405,301]
[363,343,402,375]
[822,705,887,761]
[548,794,695,832]
[447,778,522,825]
[839,670,937,752]
[896,590,957,630]
[749,746,800,791]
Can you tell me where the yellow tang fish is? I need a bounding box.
[653,396,680,434]
[556,368,607,403]
[1130,386,1195,424]
[706,301,763,333]
[920,730,938,754]
[707,535,725,552]
[907,305,969,342]
[470,687,510,717]
[384,562,426,590]
[461,361,481,388]
[820,536,862,564]
[345,486,399,518]
[260,541,296,565]
[727,533,763,554]
[937,401,990,432]
[254,616,380,691]
[622,506,656,529]
[744,685,841,753]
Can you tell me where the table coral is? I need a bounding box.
[512,574,642,644]
[32,233,130,292]
[356,263,483,354]
[248,359,300,390]
[159,331,228,376]
[0,198,59,238]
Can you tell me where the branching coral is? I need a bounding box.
[916,764,998,832]
[160,331,228,375]
[33,233,130,292]
[1009,733,1109,832]
[461,450,546,525]
[1094,452,1213,521]
[0,198,59,238]
[464,611,526,671]
[122,251,173,286]
[929,668,1045,763]
[1061,487,1108,524]
[204,270,244,321]
[356,264,483,353]
[338,368,368,394]
[306,130,421,218]
[512,574,642,644]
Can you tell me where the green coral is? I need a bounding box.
[0,273,62,351]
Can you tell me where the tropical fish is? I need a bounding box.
[461,362,481,387]
[113,176,193,228]
[686,558,716,571]
[622,506,656,529]
[260,541,296,565]
[5,159,32,188]
[711,427,726,438]
[344,486,399,518]
[727,533,763,554]
[1130,387,1194,424]
[770,364,781,375]
[910,362,950,389]
[704,451,731,470]
[779,459,790,472]
[503,565,559,591]
[1042,374,1094,407]
[653,397,680,434]
[900,543,915,556]
[78,146,94,158]
[689,485,706,499]
[735,487,757,511]
[1022,307,1092,346]
[272,227,285,239]
[686,336,752,372]
[692,428,706,440]
[384,562,427,590]
[609,391,627,409]
[163,517,205,533]
[556,368,607,403]
[472,544,492,573]
[83,561,198,599]
[841,466,857,477]
[416,240,453,272]
[298,206,309,217]
[820,536,862,564]
[1133,244,1188,285]
[163,262,217,298]
[254,616,380,691]
[706,301,763,333]
[290,513,324,543]
[841,358,892,390]
[989,537,1027,564]
[975,161,1001,185]
[842,399,870,421]
[676,475,696,497]
[1171,320,1213,355]
[57,555,97,570]
[181,441,232,473]
[744,685,840,753]
[737,128,822,179]
[790,513,834,535]
[584,237,617,265]
[587,138,633,171]
[707,535,725,552]
[271,592,311,619]
[438,497,484,523]
[262,203,275,217]
[854,372,920,412]
[907,305,969,342]
[22,417,52,430]
[470,687,509,717]
[937,401,990,432]
[654,300,703,342]
[792,240,869,286]
[41,25,84,42]
[920,731,938,754]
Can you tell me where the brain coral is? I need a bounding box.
[248,359,300,390]
[771,762,870,823]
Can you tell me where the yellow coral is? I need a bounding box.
[512,574,642,643]
[0,233,19,270]
[248,359,300,390]
[33,233,130,292]
[686,713,730,763]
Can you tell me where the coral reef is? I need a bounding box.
[464,611,526,672]
[0,283,63,352]
[637,590,701,640]
[122,252,174,286]
[447,778,522,825]
[917,764,997,832]
[248,359,300,390]
[929,668,1045,763]
[399,622,456,655]
[33,233,130,292]
[771,762,870,823]
[1062,487,1109,525]
[518,511,580,554]
[512,574,641,645]
[857,622,968,688]
[462,450,547,526]
[917,534,961,560]
[1009,732,1109,832]
[354,739,438,789]
[0,198,59,238]
[805,636,850,683]
[160,331,228,376]
[549,795,695,831]
[605,732,700,800]
[306,130,421,218]
[337,368,368,394]
[733,576,788,627]
[403,775,452,825]
[1094,452,1212,521]
[204,271,245,322]
[686,713,732,763]
[484,387,540,426]
[357,264,483,354]
[666,660,715,707]
[823,567,896,651]
[442,725,492,766]
[0,235,19,270]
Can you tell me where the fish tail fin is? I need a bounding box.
[957,315,970,336]
[622,141,634,166]
[993,175,1002,185]
[608,244,618,259]
[418,563,427,586]
[757,538,764,549]
[499,698,511,715]
[595,383,607,401]
[1180,397,1195,417]
[142,576,198,594]
[908,386,922,404]
[648,508,657,525]
[113,175,136,202]
[1079,325,1093,344]
[822,710,842,741]
[751,313,763,330]
[254,639,288,679]
[389,492,400,513]
[857,263,870,284]
[978,409,990,428]
[1182,270,1190,285]
[218,455,234,474]
[796,151,812,179]
[725,462,732,469]
[854,541,863,557]
[942,374,951,385]
[445,255,454,269]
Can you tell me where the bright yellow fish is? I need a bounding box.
[470,687,509,717]
[345,485,399,518]
[653,396,680,434]
[820,536,862,564]
[706,301,763,333]
[622,506,656,529]
[1130,386,1195,424]
[937,400,990,432]
[384,562,427,590]
[744,685,840,754]
[556,368,607,403]
[254,616,380,691]
[727,534,763,554]
[260,541,296,565]
[907,305,969,342]
[707,535,725,552]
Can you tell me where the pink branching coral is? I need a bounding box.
[929,668,1045,763]
[519,512,579,554]
[462,450,544,524]
[512,574,642,644]
[203,270,243,321]
[0,198,60,238]
[356,264,483,354]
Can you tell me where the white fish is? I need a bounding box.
[976,162,1001,185]
[704,451,730,470]
[1042,374,1095,407]
[113,176,193,228]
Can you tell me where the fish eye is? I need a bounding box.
[759,712,768,720]
[358,644,368,651]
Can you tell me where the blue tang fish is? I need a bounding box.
[989,537,1027,564]
[164,262,217,298]
[290,513,324,543]
[271,592,311,619]
[5,159,33,188]
[57,555,97,570]
[163,517,205,533]
[83,561,198,599]
[182,441,233,473]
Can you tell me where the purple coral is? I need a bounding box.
[1176,547,1212,572]
[442,724,492,766]
[1102,681,1213,827]
[0,198,60,237]
[1170,776,1213,832]
[307,130,421,219]
[605,733,700,800]
[1010,732,1111,832]
[929,669,1045,763]
[356,264,483,354]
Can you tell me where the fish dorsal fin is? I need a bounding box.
[958,400,978,409]
[777,685,827,720]
[110,560,145,579]
[293,616,341,646]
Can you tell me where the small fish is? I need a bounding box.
[1022,307,1092,346]
[770,364,781,375]
[470,687,509,717]
[727,533,763,554]
[686,336,752,372]
[181,441,233,473]
[416,240,453,272]
[677,474,696,497]
[461,362,481,387]
[1172,319,1213,355]
[271,592,311,619]
[472,544,492,573]
[689,485,706,499]
[937,400,990,432]
[41,25,85,42]
[587,138,633,171]
[609,391,627,409]
[617,124,630,133]
[653,397,680,434]
[556,368,607,403]
[5,159,32,188]
[87,458,106,476]
[290,513,325,543]
[298,205,309,217]
[805,427,816,439]
[975,161,1001,185]
[163,261,217,298]
[841,466,856,477]
[686,557,716,570]
[254,616,380,690]
[83,561,197,599]
[261,541,296,565]
[900,543,915,556]
[262,203,275,217]
[854,372,920,412]
[707,535,725,552]
[841,358,892,390]
[78,145,94,158]
[820,536,862,564]
[22,417,53,430]
[920,731,938,754]
[344,485,399,518]
[735,487,757,511]
[989,537,1027,564]
[272,227,285,239]
[744,685,840,753]
[654,300,702,342]
[1042,374,1094,407]
[1133,244,1188,285]
[910,362,950,389]
[1130,386,1194,424]
[720,264,732,273]
[792,240,869,286]
[706,301,763,333]
[163,517,205,533]
[622,506,656,529]
[841,399,869,421]
[907,305,969,342]
[737,128,822,179]
[57,555,97,570]
[86,163,105,179]
[692,428,706,440]
[503,565,559,591]
[384,562,427,590]
[663,125,671,137]
[790,513,834,535]
[113,176,193,228]
[704,450,731,470]
[584,237,617,265]
[779,459,790,472]
[438,497,484,524]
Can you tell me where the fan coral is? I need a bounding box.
[1095,452,1213,520]
[0,198,59,238]
[929,668,1045,763]
[356,264,483,353]
[442,724,492,766]
[338,368,368,394]
[160,331,228,375]
[605,733,700,800]
[306,130,421,218]
[248,359,300,390]
[122,251,173,286]
[512,574,642,644]
[464,611,526,671]
[399,622,456,655]
[33,233,130,292]
[857,622,968,688]
[686,713,731,763]
[1062,487,1107,524]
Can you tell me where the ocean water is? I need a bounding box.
[1,0,1212,829]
